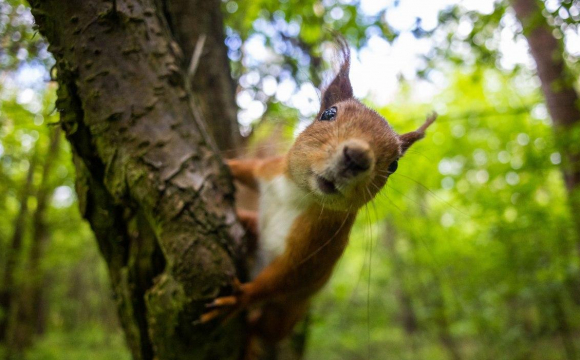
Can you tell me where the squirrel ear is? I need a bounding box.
[319,38,353,112]
[399,113,437,153]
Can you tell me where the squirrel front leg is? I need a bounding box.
[202,258,294,324]
[202,157,290,323]
[203,250,315,323]
[226,158,261,251]
[226,159,262,191]
[227,156,285,190]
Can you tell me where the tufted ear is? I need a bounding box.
[319,38,353,115]
[399,113,437,153]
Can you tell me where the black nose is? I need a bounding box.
[342,145,371,176]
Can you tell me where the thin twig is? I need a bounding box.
[188,34,207,81]
[182,34,220,153]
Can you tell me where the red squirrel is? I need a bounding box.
[202,39,435,351]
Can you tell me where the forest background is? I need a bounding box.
[1,0,580,359]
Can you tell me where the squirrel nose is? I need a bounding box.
[341,141,372,176]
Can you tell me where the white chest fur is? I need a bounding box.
[251,175,309,279]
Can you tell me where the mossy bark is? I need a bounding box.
[28,0,247,359]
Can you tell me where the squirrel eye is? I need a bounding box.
[320,107,337,121]
[388,160,398,174]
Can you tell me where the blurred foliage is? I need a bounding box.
[1,0,580,359]
[24,327,130,360]
[0,0,51,72]
[308,70,580,359]
[0,49,130,359]
[223,0,396,85]
[427,0,580,80]
[222,0,402,130]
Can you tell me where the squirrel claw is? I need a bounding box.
[199,308,223,324]
[199,279,249,325]
[199,296,243,324]
[205,295,238,309]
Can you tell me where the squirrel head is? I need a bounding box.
[287,39,435,212]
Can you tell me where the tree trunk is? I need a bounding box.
[511,0,580,249]
[552,292,578,360]
[383,222,419,355]
[163,0,242,154]
[29,129,62,336]
[431,277,462,360]
[0,151,37,344]
[28,1,247,359]
[410,189,461,360]
[6,128,62,357]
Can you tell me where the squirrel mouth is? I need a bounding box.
[316,175,338,194]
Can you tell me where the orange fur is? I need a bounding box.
[203,39,436,357]
[242,202,356,305]
[227,158,263,190]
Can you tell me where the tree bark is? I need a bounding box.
[163,0,241,153]
[28,1,247,359]
[511,0,580,248]
[161,3,309,357]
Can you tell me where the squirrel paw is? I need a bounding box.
[199,278,247,324]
